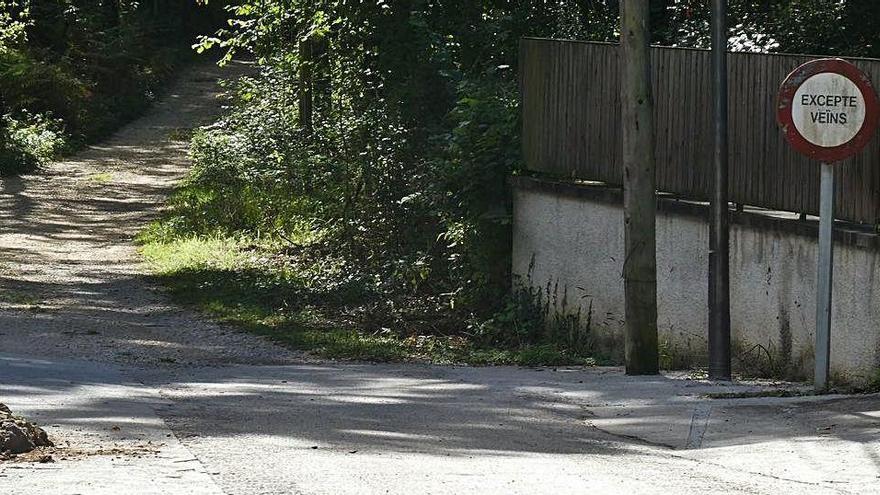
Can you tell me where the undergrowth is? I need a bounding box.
[136,2,612,366]
[0,112,65,174]
[138,231,595,366]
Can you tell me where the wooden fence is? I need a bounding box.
[520,38,880,225]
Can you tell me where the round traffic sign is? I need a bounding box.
[777,58,880,162]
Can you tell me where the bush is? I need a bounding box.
[146,73,511,351]
[0,112,64,175]
[433,73,520,314]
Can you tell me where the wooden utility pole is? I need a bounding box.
[620,1,659,375]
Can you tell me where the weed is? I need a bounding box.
[731,337,808,382]
[89,172,113,183]
[0,289,41,307]
[139,233,595,366]
[168,127,195,142]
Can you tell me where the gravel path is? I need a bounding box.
[0,61,302,368]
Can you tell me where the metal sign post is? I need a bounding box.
[709,0,731,381]
[815,162,835,389]
[777,58,880,390]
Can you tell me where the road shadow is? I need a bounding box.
[1,350,878,460]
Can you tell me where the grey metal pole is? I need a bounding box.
[815,162,835,390]
[709,0,731,380]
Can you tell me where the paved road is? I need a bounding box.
[0,60,878,494]
[1,355,221,494]
[3,354,879,494]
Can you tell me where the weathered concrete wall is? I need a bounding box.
[512,177,880,385]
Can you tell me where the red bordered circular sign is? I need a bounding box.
[777,58,880,162]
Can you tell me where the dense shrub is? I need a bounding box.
[0,112,64,174]
[149,1,606,349]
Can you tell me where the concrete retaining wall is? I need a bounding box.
[512,176,880,385]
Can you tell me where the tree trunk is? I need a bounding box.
[312,35,330,114]
[298,37,314,132]
[620,1,659,375]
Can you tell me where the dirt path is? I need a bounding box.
[0,61,300,368]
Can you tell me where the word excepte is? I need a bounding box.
[800,93,860,125]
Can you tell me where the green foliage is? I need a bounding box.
[159,3,539,349]
[864,368,880,393]
[0,1,226,175]
[150,0,880,363]
[0,1,27,49]
[656,0,880,56]
[139,235,594,365]
[0,111,64,174]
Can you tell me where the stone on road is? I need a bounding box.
[0,354,222,495]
